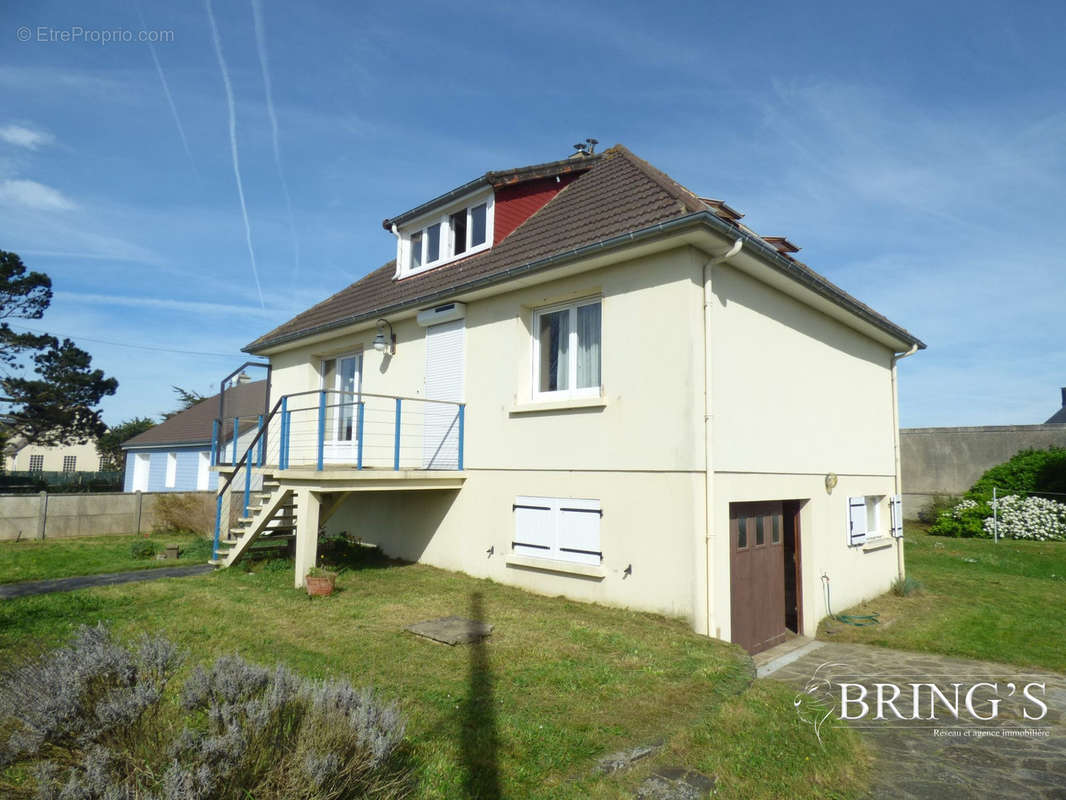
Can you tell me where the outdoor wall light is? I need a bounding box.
[825,472,839,495]
[372,319,396,355]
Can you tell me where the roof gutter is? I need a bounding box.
[248,210,925,353]
[122,440,212,451]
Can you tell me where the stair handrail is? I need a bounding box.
[212,393,289,559]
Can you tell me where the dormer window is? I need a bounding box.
[397,191,494,278]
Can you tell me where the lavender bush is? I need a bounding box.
[0,627,408,800]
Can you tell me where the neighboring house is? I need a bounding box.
[122,379,268,493]
[218,145,924,654]
[4,438,104,473]
[1046,387,1066,424]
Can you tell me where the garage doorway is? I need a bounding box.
[729,500,804,654]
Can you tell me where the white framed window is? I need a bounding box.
[397,191,494,278]
[533,298,602,400]
[847,495,885,546]
[62,455,77,473]
[165,452,177,488]
[28,454,44,472]
[513,496,602,566]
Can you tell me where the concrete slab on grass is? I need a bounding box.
[406,615,493,645]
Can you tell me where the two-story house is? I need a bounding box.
[214,145,924,654]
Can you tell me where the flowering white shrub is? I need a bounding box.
[982,495,1066,541]
[951,499,980,519]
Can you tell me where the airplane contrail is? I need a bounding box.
[136,0,197,174]
[205,0,265,309]
[251,0,301,282]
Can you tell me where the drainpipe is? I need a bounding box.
[891,342,919,581]
[701,239,743,638]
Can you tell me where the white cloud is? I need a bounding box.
[0,124,54,150]
[55,290,282,319]
[0,179,76,210]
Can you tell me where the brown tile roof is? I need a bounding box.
[122,380,268,448]
[246,145,924,352]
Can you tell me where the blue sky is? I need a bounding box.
[1,0,1063,427]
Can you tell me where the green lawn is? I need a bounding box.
[822,526,1066,672]
[0,532,213,583]
[0,547,867,800]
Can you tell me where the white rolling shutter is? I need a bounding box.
[890,495,903,538]
[848,496,867,546]
[423,319,465,469]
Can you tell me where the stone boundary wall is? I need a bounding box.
[901,423,1066,518]
[0,491,216,540]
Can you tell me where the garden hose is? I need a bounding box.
[821,574,880,627]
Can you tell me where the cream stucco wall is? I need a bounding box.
[259,240,908,642]
[266,247,708,623]
[706,257,903,639]
[6,440,102,472]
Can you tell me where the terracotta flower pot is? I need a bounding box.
[306,574,336,597]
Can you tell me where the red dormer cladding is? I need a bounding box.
[493,173,584,245]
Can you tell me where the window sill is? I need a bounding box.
[505,554,606,579]
[862,538,894,553]
[509,397,607,415]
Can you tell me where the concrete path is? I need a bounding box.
[0,564,214,599]
[761,641,1066,799]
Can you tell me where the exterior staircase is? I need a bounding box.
[210,473,297,566]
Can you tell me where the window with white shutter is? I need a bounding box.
[849,495,888,545]
[890,495,903,538]
[513,496,602,565]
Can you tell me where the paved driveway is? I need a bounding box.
[763,641,1066,799]
[0,565,214,598]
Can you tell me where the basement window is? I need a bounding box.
[847,495,884,546]
[397,191,494,278]
[512,496,602,566]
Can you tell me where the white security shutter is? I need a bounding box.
[512,496,603,565]
[558,498,602,566]
[423,319,465,469]
[890,495,903,538]
[848,496,867,546]
[513,496,554,557]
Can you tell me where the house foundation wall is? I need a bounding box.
[325,469,703,624]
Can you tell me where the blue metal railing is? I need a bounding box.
[211,389,465,560]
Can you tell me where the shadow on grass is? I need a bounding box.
[461,591,500,799]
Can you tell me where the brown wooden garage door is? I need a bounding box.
[730,501,786,654]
